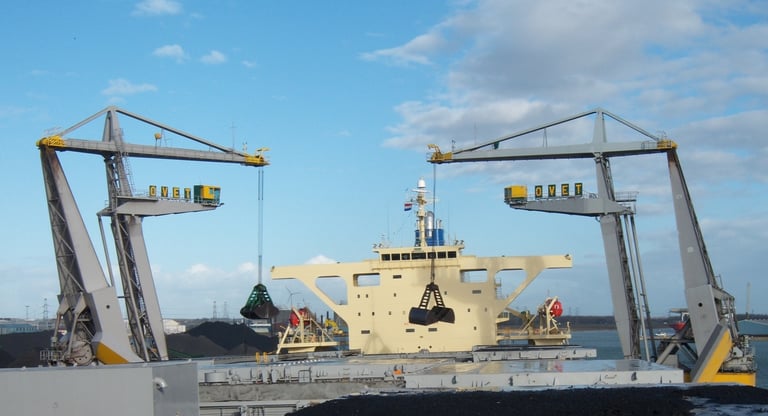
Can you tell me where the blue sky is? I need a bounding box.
[1,0,766,320]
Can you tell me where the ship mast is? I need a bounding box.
[408,177,455,326]
[415,177,429,248]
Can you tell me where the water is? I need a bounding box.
[571,330,768,388]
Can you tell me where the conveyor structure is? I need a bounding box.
[429,108,756,385]
[37,106,270,365]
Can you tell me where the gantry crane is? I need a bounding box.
[429,108,755,385]
[37,106,271,365]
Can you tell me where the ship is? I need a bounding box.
[270,178,575,354]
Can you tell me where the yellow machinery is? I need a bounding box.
[503,185,528,205]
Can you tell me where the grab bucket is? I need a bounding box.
[408,283,455,326]
[240,283,280,319]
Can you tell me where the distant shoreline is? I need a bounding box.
[570,325,618,331]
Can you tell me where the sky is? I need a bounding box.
[1,0,766,321]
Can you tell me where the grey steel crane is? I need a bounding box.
[429,108,755,385]
[37,106,271,365]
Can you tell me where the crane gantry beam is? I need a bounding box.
[429,108,675,164]
[37,106,268,166]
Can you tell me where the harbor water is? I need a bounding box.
[571,330,768,388]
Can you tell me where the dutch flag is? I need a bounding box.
[404,202,413,211]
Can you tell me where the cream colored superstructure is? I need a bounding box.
[271,244,572,355]
[271,178,572,355]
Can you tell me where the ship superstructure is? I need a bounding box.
[271,178,573,354]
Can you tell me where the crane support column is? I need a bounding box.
[595,156,641,359]
[100,110,167,361]
[40,147,143,365]
[666,149,755,383]
[668,149,725,344]
[111,212,167,360]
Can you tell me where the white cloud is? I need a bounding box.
[242,60,258,68]
[148,261,261,318]
[106,96,126,105]
[153,44,187,62]
[186,263,212,275]
[237,262,257,273]
[368,1,767,153]
[201,50,227,65]
[101,78,157,96]
[675,110,768,149]
[361,31,447,66]
[132,0,182,17]
[384,99,550,149]
[0,105,31,119]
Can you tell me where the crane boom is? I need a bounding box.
[37,136,268,166]
[429,108,674,163]
[429,108,674,164]
[47,106,268,165]
[37,106,267,167]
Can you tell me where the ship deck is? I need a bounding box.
[198,351,681,389]
[404,358,682,388]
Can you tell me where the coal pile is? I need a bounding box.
[0,330,54,368]
[170,321,278,358]
[0,321,278,367]
[290,385,768,416]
